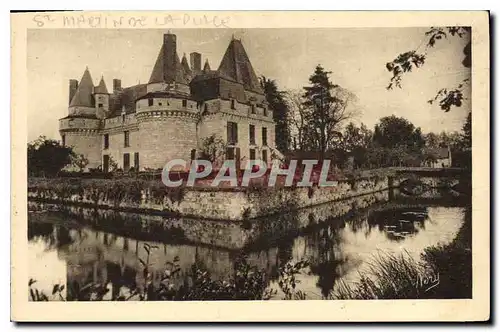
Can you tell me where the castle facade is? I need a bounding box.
[59,33,276,172]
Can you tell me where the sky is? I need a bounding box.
[27,28,471,141]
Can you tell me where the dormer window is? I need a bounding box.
[263,107,268,117]
[251,105,256,114]
[148,98,153,106]
[182,99,187,107]
[204,104,208,112]
[98,103,103,108]
[231,99,236,110]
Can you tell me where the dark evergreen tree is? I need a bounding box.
[301,65,357,158]
[260,76,291,153]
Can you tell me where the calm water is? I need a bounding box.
[28,190,468,300]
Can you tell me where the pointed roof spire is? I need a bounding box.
[203,59,211,72]
[181,53,191,73]
[148,34,189,85]
[70,67,95,107]
[217,38,262,93]
[94,76,109,94]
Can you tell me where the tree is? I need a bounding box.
[28,136,74,177]
[386,26,471,112]
[424,132,440,148]
[373,116,425,151]
[199,134,227,163]
[260,76,291,153]
[462,112,472,149]
[340,122,372,152]
[301,65,359,158]
[285,90,309,150]
[71,154,89,172]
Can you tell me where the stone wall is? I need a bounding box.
[137,114,198,170]
[27,175,390,221]
[63,132,102,169]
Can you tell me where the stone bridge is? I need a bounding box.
[387,167,470,196]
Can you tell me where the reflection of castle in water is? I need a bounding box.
[28,188,466,300]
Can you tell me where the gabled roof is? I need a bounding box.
[217,38,263,93]
[148,44,189,85]
[69,67,94,107]
[94,76,109,94]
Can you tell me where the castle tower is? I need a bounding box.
[59,67,102,170]
[136,32,199,169]
[93,76,110,119]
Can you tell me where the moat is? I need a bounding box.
[28,189,470,300]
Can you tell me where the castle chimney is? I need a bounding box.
[69,79,78,104]
[190,52,201,73]
[163,33,177,83]
[113,79,122,91]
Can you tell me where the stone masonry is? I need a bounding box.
[59,32,278,172]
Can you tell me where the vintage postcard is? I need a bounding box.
[11,11,490,322]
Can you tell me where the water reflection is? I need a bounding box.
[28,190,467,300]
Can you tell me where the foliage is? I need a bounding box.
[386,26,471,112]
[29,242,311,301]
[28,136,74,177]
[462,112,472,149]
[260,76,291,153]
[373,115,425,150]
[199,134,227,163]
[29,177,186,206]
[278,260,310,300]
[299,65,359,157]
[339,122,373,153]
[333,208,471,299]
[71,154,89,172]
[333,251,428,299]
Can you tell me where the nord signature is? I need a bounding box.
[414,271,440,292]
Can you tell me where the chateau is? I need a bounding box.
[59,32,277,172]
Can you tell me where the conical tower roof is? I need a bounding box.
[203,59,211,72]
[70,67,95,107]
[217,38,262,93]
[94,76,109,94]
[148,42,189,85]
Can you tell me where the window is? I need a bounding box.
[98,103,103,108]
[226,147,235,160]
[227,121,238,144]
[124,131,130,147]
[182,99,187,107]
[190,149,197,161]
[231,99,236,109]
[123,153,130,171]
[158,102,162,106]
[103,155,109,173]
[263,107,268,117]
[262,127,268,146]
[262,149,268,163]
[148,98,153,106]
[134,152,139,170]
[249,148,256,160]
[61,135,66,147]
[104,134,109,149]
[249,124,255,145]
[251,105,256,114]
[204,104,208,112]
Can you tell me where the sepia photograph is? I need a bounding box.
[11,11,490,322]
